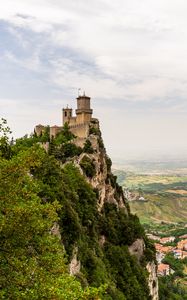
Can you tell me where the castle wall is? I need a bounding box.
[48,122,91,140]
[35,125,45,136]
[68,117,77,126]
[50,126,62,138]
[69,122,90,139]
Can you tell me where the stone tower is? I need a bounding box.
[62,107,73,125]
[76,95,93,124]
[35,94,97,141]
[34,124,45,136]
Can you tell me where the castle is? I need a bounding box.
[35,94,98,140]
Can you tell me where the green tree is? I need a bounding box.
[80,156,96,178]
[0,118,12,159]
[0,146,104,299]
[55,123,75,145]
[83,139,94,154]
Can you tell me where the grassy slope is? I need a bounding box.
[130,193,187,224]
[114,170,187,224]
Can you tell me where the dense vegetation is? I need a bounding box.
[159,275,187,300]
[144,222,187,300]
[0,120,107,299]
[144,222,187,241]
[0,119,154,299]
[159,253,187,300]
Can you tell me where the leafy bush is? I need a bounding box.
[106,156,112,172]
[89,126,100,135]
[143,237,156,263]
[100,203,145,246]
[80,156,96,178]
[0,118,12,159]
[98,137,105,150]
[55,122,75,145]
[104,244,150,300]
[109,174,117,188]
[62,142,82,158]
[163,253,185,276]
[83,139,94,154]
[159,276,187,300]
[48,124,82,161]
[38,125,50,142]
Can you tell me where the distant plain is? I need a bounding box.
[113,159,187,224]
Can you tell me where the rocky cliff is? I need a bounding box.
[31,118,159,299]
[74,119,128,211]
[69,119,159,300]
[1,116,159,299]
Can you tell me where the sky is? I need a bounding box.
[0,0,187,161]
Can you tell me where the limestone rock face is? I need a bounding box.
[50,222,61,239]
[128,241,159,300]
[69,247,81,276]
[128,238,145,262]
[75,121,129,213]
[72,120,158,299]
[128,239,159,300]
[146,261,159,300]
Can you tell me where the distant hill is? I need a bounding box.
[114,169,187,224]
[113,159,187,175]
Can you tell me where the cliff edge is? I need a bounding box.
[33,96,159,299]
[72,119,159,300]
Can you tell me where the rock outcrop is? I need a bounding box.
[75,119,129,212]
[128,239,158,300]
[128,238,145,262]
[72,119,159,300]
[147,261,159,300]
[69,247,81,276]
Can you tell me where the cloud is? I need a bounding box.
[2,50,41,72]
[0,0,187,158]
[1,1,187,106]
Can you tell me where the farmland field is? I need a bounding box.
[114,169,187,224]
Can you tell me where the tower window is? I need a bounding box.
[65,111,67,117]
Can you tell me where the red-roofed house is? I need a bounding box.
[160,237,175,244]
[157,264,170,276]
[177,239,187,251]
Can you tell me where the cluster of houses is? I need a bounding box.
[147,233,187,276]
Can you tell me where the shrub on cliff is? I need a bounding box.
[80,156,96,178]
[89,126,100,136]
[83,139,94,154]
[0,118,12,159]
